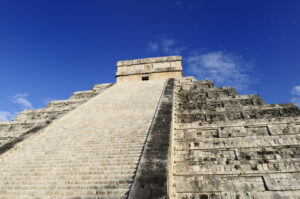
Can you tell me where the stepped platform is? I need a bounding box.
[170,77,300,199]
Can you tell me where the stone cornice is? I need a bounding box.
[117,55,182,67]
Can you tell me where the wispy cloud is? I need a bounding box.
[0,111,17,121]
[147,38,186,55]
[175,1,183,6]
[187,51,253,92]
[0,93,33,121]
[147,42,159,52]
[291,86,300,107]
[11,93,33,109]
[291,86,300,96]
[175,0,203,9]
[162,38,186,54]
[147,37,255,92]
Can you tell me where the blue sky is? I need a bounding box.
[0,0,300,120]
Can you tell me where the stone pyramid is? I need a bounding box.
[0,56,299,199]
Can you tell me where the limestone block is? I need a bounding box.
[178,77,197,83]
[219,126,246,137]
[182,84,191,91]
[245,126,270,136]
[264,173,300,191]
[152,62,171,69]
[0,122,35,133]
[170,61,182,69]
[133,64,146,71]
[174,175,265,193]
[45,99,83,110]
[175,128,219,140]
[13,109,66,122]
[91,83,112,92]
[116,55,182,67]
[268,124,299,135]
[69,90,96,99]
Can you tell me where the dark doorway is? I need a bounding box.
[142,76,149,81]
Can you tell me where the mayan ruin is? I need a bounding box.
[0,55,299,199]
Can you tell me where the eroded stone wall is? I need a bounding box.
[170,77,300,199]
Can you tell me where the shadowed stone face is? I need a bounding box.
[128,78,175,199]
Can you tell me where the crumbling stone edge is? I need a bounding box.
[127,78,174,199]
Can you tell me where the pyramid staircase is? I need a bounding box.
[0,80,168,198]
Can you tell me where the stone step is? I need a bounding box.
[173,160,300,175]
[0,189,129,199]
[69,90,97,99]
[0,130,31,137]
[176,104,300,124]
[174,146,300,162]
[44,99,85,110]
[173,175,266,193]
[175,95,266,110]
[174,191,300,199]
[0,122,36,132]
[176,102,299,114]
[174,123,300,139]
[92,83,113,92]
[174,116,300,129]
[173,134,300,150]
[13,109,67,122]
[176,87,238,100]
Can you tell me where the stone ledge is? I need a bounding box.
[116,68,182,77]
[92,83,113,91]
[117,55,182,67]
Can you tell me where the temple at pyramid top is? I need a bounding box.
[115,55,183,82]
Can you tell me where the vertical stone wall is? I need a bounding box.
[170,77,300,199]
